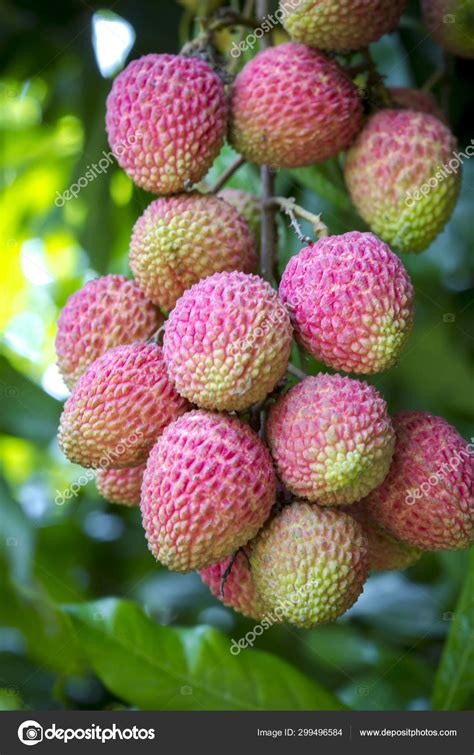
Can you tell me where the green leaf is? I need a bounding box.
[0,356,61,443]
[289,159,352,212]
[432,549,474,710]
[0,687,23,711]
[65,598,344,710]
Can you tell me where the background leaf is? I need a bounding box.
[65,598,345,710]
[432,549,474,710]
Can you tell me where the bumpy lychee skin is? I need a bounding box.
[163,271,292,411]
[347,503,422,571]
[218,189,261,246]
[279,232,414,375]
[345,110,460,253]
[200,545,267,620]
[141,410,276,572]
[281,0,407,52]
[390,87,447,123]
[250,502,369,628]
[105,54,227,194]
[55,275,162,389]
[229,43,362,168]
[96,464,146,506]
[58,343,189,469]
[267,374,395,505]
[130,193,256,312]
[422,0,474,59]
[363,412,474,551]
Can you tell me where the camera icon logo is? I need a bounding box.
[18,720,43,746]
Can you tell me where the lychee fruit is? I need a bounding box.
[55,275,162,390]
[96,464,146,506]
[129,192,256,312]
[422,0,474,59]
[58,343,189,469]
[363,411,474,551]
[346,503,422,571]
[390,87,447,123]
[218,188,261,246]
[345,109,461,253]
[267,374,395,505]
[281,0,407,52]
[250,501,369,628]
[105,54,227,194]
[200,545,267,620]
[141,410,276,572]
[279,232,414,375]
[229,42,362,168]
[163,271,293,411]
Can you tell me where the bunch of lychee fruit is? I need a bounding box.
[55,0,473,629]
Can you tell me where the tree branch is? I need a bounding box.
[210,155,246,193]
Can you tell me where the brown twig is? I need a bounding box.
[210,155,246,193]
[287,362,308,381]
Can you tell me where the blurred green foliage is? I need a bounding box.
[0,0,473,712]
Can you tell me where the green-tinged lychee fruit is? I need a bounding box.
[422,0,474,59]
[229,42,362,168]
[96,464,146,506]
[267,374,395,505]
[106,54,227,194]
[218,188,261,247]
[55,275,162,390]
[200,545,268,620]
[130,193,256,312]
[58,343,189,469]
[345,109,461,253]
[281,0,407,52]
[279,231,414,375]
[363,411,474,551]
[250,501,369,628]
[346,503,422,571]
[390,87,447,123]
[163,271,293,411]
[141,410,276,572]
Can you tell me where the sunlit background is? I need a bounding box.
[0,0,473,711]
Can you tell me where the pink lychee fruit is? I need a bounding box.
[267,374,395,505]
[129,192,256,312]
[58,343,189,469]
[422,0,474,59]
[163,271,293,411]
[345,109,461,253]
[390,87,447,123]
[279,231,414,375]
[141,410,276,572]
[250,501,369,628]
[105,54,227,194]
[55,275,162,390]
[363,411,474,551]
[200,545,268,620]
[229,43,362,168]
[346,503,422,571]
[96,463,146,506]
[281,0,407,52]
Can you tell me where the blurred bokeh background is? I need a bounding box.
[0,0,473,712]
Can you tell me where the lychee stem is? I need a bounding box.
[210,155,246,193]
[287,363,307,381]
[270,196,329,241]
